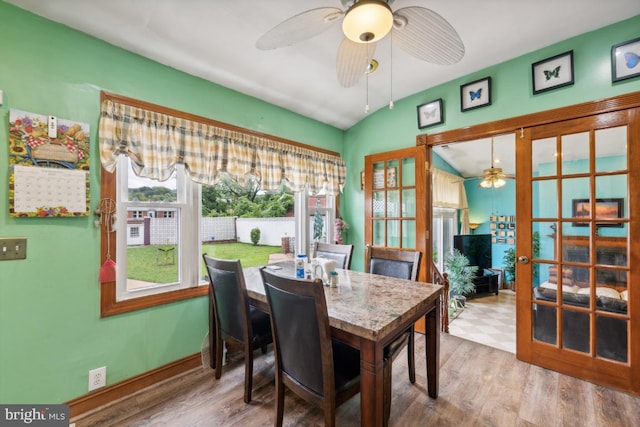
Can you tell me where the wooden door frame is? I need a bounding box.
[417,90,640,395]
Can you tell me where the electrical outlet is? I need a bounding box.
[88,366,106,391]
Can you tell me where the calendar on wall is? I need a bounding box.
[489,215,515,244]
[8,109,90,217]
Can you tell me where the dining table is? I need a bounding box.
[242,261,442,427]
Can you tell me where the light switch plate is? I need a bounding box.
[0,90,3,105]
[0,237,27,260]
[48,115,57,138]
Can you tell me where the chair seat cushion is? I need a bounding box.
[331,339,361,393]
[384,328,411,360]
[249,305,273,347]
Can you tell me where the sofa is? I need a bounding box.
[533,283,628,362]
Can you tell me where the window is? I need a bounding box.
[98,91,345,316]
[114,157,203,302]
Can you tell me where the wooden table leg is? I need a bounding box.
[359,339,384,427]
[425,297,440,398]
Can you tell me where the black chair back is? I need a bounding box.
[260,267,330,397]
[203,254,273,404]
[204,256,247,342]
[365,245,421,280]
[260,267,361,426]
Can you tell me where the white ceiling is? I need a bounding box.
[7,0,639,176]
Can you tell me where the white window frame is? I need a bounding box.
[294,191,336,256]
[115,156,203,301]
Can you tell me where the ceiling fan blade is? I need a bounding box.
[336,38,376,88]
[391,7,465,65]
[256,7,343,50]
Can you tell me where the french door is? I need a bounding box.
[516,108,639,393]
[364,146,429,332]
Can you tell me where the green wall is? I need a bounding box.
[0,2,343,404]
[342,15,640,271]
[0,1,639,405]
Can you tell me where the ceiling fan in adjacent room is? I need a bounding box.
[478,138,514,189]
[256,0,465,88]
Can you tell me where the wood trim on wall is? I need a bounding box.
[67,353,202,419]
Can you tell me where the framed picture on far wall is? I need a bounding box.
[416,98,444,129]
[460,77,491,111]
[611,37,640,82]
[572,198,624,227]
[532,50,574,94]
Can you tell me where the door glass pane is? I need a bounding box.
[535,263,556,290]
[402,189,415,217]
[595,175,627,231]
[560,132,589,175]
[532,180,557,218]
[373,220,385,246]
[532,137,557,177]
[562,177,590,219]
[595,126,627,173]
[373,191,385,218]
[373,162,385,190]
[387,160,399,188]
[532,221,556,262]
[387,220,400,247]
[563,309,590,353]
[402,220,416,248]
[533,303,556,345]
[596,315,627,362]
[387,190,400,217]
[402,157,416,186]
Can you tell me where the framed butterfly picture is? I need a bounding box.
[416,98,444,129]
[532,50,574,94]
[460,77,491,112]
[611,37,640,82]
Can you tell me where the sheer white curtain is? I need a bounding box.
[432,168,470,234]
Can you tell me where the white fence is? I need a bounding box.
[141,216,295,247]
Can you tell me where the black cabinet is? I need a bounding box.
[466,271,500,297]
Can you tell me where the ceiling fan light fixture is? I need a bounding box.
[342,0,393,43]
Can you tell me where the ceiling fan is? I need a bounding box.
[478,138,514,189]
[256,0,465,88]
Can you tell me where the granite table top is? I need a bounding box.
[243,262,442,343]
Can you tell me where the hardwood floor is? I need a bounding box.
[72,333,640,426]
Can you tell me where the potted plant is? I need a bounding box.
[445,249,478,309]
[502,231,540,290]
[503,248,516,289]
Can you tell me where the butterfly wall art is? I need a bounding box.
[532,50,574,94]
[417,98,443,129]
[460,77,492,111]
[611,37,640,82]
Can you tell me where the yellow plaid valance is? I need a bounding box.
[99,98,346,194]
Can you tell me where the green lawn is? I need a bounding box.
[127,242,282,283]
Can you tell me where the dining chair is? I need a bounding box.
[364,245,421,426]
[260,267,361,427]
[312,241,354,269]
[202,254,273,403]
